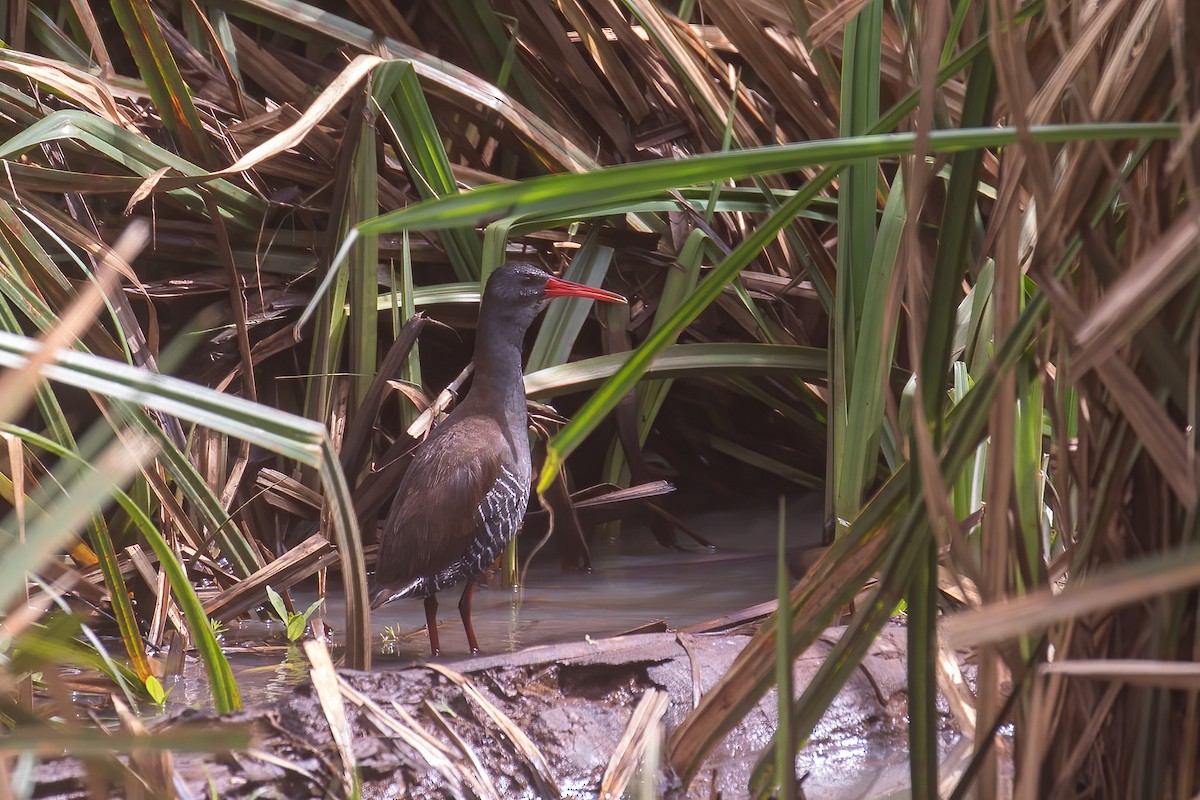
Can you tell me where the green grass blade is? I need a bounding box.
[398,232,421,427]
[837,0,881,322]
[537,170,840,491]
[833,169,905,529]
[319,435,369,669]
[774,496,795,800]
[2,423,241,711]
[375,61,483,281]
[918,23,996,423]
[603,228,707,488]
[831,0,882,541]
[524,344,826,399]
[108,0,214,164]
[0,110,261,222]
[348,83,381,411]
[355,124,1177,233]
[0,433,152,612]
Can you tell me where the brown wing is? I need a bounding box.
[373,415,509,590]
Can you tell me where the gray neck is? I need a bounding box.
[468,309,530,427]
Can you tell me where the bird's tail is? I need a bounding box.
[368,577,424,609]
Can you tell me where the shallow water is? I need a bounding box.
[157,493,991,800]
[368,493,824,664]
[192,493,823,706]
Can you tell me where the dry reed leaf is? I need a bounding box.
[221,55,383,176]
[515,2,632,152]
[558,0,650,122]
[1038,276,1196,505]
[679,599,778,634]
[123,167,171,217]
[384,701,458,759]
[623,0,745,144]
[425,662,562,799]
[1046,680,1121,797]
[203,533,337,621]
[5,433,25,554]
[944,549,1200,649]
[1088,0,1167,120]
[229,0,598,170]
[65,0,114,72]
[407,364,472,439]
[226,26,313,107]
[1041,659,1200,689]
[335,676,483,798]
[343,0,418,42]
[703,0,831,138]
[124,544,186,640]
[302,638,357,793]
[934,631,977,739]
[111,696,174,800]
[1072,207,1200,372]
[255,468,323,514]
[1026,0,1128,123]
[420,700,503,800]
[245,749,320,782]
[809,0,875,49]
[600,688,669,799]
[386,380,432,413]
[0,50,135,128]
[1049,1,1171,235]
[0,220,148,424]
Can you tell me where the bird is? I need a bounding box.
[369,261,626,655]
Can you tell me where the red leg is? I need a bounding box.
[458,580,479,654]
[423,594,441,656]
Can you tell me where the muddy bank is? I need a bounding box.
[33,624,966,799]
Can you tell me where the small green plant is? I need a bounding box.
[208,617,227,639]
[379,624,403,655]
[144,675,168,705]
[265,586,324,643]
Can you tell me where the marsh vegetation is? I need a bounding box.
[0,0,1196,797]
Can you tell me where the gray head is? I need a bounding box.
[479,262,625,337]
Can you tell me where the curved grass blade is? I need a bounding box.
[0,433,154,612]
[356,124,1178,233]
[2,423,242,712]
[204,0,598,171]
[535,169,841,492]
[0,331,370,668]
[374,60,483,281]
[830,0,883,540]
[523,343,829,400]
[833,170,905,521]
[376,282,481,310]
[0,110,261,222]
[109,0,214,164]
